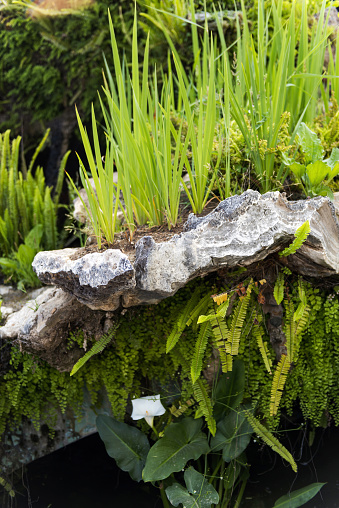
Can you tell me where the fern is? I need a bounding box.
[0,475,15,498]
[166,288,211,353]
[193,378,216,436]
[273,272,285,305]
[252,318,272,374]
[70,322,119,376]
[169,399,194,418]
[212,292,228,305]
[270,354,291,417]
[245,411,297,472]
[279,220,311,257]
[228,283,253,356]
[191,321,212,383]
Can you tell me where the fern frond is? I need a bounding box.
[228,283,252,356]
[191,321,212,384]
[253,318,272,374]
[0,475,15,498]
[212,292,228,305]
[270,354,291,416]
[53,150,70,206]
[245,411,297,472]
[280,220,310,257]
[28,129,50,173]
[166,288,210,353]
[273,272,285,305]
[70,322,119,376]
[193,378,216,436]
[169,399,194,418]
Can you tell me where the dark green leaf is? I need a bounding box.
[210,407,252,462]
[213,359,245,421]
[166,467,219,508]
[273,482,326,507]
[96,415,150,482]
[143,418,210,482]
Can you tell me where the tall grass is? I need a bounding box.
[72,0,333,246]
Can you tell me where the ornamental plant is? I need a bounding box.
[0,129,70,287]
[96,366,324,508]
[282,122,339,198]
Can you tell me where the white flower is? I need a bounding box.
[131,394,166,428]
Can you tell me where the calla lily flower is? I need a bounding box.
[131,394,165,428]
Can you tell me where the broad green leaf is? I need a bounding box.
[273,482,325,507]
[323,147,339,169]
[96,415,150,482]
[289,162,306,179]
[306,161,329,187]
[166,483,194,507]
[297,123,324,164]
[210,407,252,462]
[213,359,245,421]
[311,184,333,200]
[166,467,219,508]
[142,417,210,482]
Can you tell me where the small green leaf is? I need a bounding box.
[273,272,285,305]
[142,418,210,482]
[323,147,339,169]
[289,162,306,179]
[96,415,150,482]
[306,161,329,187]
[273,482,325,507]
[166,467,219,508]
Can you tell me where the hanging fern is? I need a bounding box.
[193,378,216,436]
[70,322,120,376]
[228,282,253,356]
[0,474,15,498]
[245,411,297,472]
[191,321,212,383]
[212,292,229,305]
[252,317,272,374]
[279,220,311,257]
[270,354,291,416]
[169,399,194,418]
[166,288,209,353]
[273,272,285,305]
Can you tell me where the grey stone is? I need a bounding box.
[31,191,339,312]
[33,248,135,310]
[0,286,107,371]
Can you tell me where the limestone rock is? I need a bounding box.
[32,190,339,312]
[0,286,108,371]
[33,248,135,310]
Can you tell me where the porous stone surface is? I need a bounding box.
[0,286,110,371]
[33,248,135,310]
[31,190,339,311]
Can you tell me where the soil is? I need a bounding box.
[69,197,221,260]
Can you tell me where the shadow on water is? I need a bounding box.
[242,423,339,508]
[1,424,339,508]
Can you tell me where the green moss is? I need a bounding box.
[1,274,339,438]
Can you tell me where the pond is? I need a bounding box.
[2,423,339,507]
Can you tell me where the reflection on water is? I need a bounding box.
[1,423,339,508]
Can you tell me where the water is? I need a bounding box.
[1,424,339,507]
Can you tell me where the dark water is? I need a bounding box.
[1,425,339,508]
